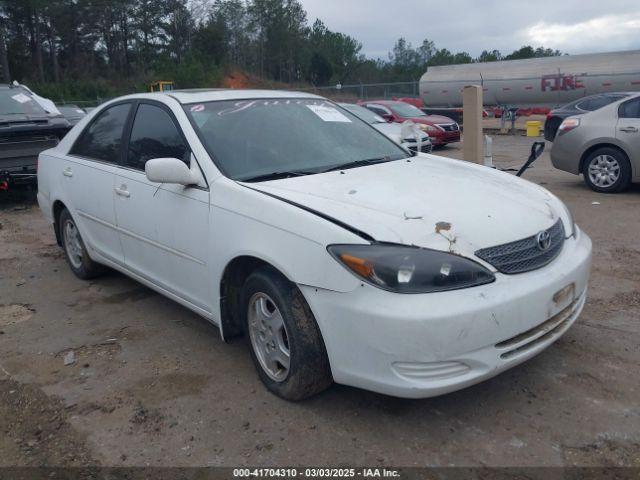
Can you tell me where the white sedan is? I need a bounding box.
[37,90,592,400]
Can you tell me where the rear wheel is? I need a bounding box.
[242,267,332,400]
[59,208,106,279]
[583,147,632,193]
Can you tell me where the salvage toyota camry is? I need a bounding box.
[37,90,592,400]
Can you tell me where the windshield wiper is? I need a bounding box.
[239,170,313,182]
[320,156,397,173]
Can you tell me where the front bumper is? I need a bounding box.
[300,227,592,398]
[432,131,461,145]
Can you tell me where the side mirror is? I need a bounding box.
[381,113,394,122]
[145,157,198,186]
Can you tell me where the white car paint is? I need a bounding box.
[37,89,592,398]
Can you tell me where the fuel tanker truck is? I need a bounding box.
[419,49,640,108]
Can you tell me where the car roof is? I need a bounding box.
[164,89,324,104]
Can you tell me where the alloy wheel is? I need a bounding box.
[63,219,83,269]
[588,154,620,188]
[247,292,291,382]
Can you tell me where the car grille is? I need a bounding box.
[438,123,459,132]
[408,144,433,153]
[475,219,565,274]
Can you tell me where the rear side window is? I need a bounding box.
[585,96,619,111]
[71,103,131,162]
[126,104,189,171]
[619,99,640,119]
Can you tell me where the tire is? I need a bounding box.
[241,266,332,400]
[59,208,106,279]
[582,147,632,193]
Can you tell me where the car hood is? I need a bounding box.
[0,112,49,124]
[373,123,429,142]
[409,114,454,125]
[244,155,564,262]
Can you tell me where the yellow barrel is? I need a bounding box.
[526,120,542,137]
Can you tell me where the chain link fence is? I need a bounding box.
[53,81,423,109]
[296,81,420,103]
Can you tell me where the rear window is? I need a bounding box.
[0,88,46,116]
[584,95,627,111]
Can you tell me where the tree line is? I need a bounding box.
[0,0,562,101]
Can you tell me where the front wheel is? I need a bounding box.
[583,147,632,193]
[242,267,332,400]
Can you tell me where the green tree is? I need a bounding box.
[308,51,332,84]
[477,49,502,62]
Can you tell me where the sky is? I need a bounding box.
[300,0,640,59]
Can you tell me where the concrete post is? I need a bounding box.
[462,85,483,164]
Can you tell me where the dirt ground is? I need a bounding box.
[1,134,639,468]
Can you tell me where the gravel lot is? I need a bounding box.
[1,134,639,467]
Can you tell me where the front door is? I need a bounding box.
[114,101,211,312]
[616,97,640,178]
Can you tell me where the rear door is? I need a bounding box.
[616,97,640,179]
[65,102,133,264]
[114,101,211,311]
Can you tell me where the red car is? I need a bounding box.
[359,100,460,146]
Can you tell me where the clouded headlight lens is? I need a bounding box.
[419,124,440,134]
[328,244,495,293]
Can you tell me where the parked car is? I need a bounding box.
[359,100,460,146]
[57,104,87,127]
[38,90,591,400]
[339,103,432,153]
[0,84,70,189]
[551,93,640,193]
[544,93,631,141]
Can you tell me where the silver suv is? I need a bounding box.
[550,92,640,193]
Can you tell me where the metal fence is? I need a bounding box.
[53,81,422,108]
[296,81,420,102]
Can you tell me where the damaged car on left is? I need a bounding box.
[0,83,69,191]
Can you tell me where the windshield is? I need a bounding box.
[389,102,426,117]
[340,103,386,124]
[185,98,409,181]
[0,88,47,116]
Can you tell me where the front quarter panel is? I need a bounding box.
[209,178,365,310]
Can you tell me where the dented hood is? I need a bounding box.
[244,155,565,260]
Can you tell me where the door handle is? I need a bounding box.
[63,167,73,177]
[619,126,638,133]
[114,186,130,198]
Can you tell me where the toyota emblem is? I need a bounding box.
[536,230,551,251]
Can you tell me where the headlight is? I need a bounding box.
[328,244,495,293]
[418,123,440,134]
[560,202,577,238]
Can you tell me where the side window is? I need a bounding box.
[619,99,640,119]
[70,103,131,162]
[586,96,616,111]
[126,104,189,171]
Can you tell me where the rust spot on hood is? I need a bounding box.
[435,221,452,234]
